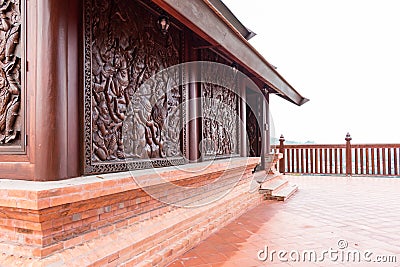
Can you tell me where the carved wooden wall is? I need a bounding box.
[200,49,239,158]
[0,0,25,153]
[83,0,186,174]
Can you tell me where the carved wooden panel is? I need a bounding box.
[246,104,261,157]
[0,0,25,154]
[84,0,186,174]
[200,49,239,158]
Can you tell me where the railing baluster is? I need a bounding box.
[334,149,338,174]
[282,148,285,173]
[292,149,296,172]
[398,148,400,175]
[329,149,333,174]
[324,148,328,173]
[339,148,343,174]
[310,148,314,173]
[300,149,304,173]
[366,148,370,175]
[305,149,309,173]
[360,148,364,174]
[395,148,398,175]
[377,148,381,175]
[276,152,280,172]
[382,148,386,175]
[354,148,358,174]
[388,148,392,175]
[315,149,318,173]
[295,149,299,173]
[371,148,375,175]
[319,148,323,174]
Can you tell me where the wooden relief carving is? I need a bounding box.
[246,104,260,157]
[200,49,239,157]
[0,0,24,152]
[84,0,186,174]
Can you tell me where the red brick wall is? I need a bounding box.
[0,158,263,265]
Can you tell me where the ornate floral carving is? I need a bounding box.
[0,0,22,146]
[200,49,238,157]
[84,0,185,173]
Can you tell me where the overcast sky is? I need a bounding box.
[223,0,400,144]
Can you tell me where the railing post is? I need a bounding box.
[279,134,285,174]
[345,133,352,176]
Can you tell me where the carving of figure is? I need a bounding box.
[88,0,182,165]
[0,0,20,65]
[128,85,152,158]
[246,108,258,157]
[146,91,168,158]
[0,67,19,143]
[201,50,238,156]
[92,102,109,161]
[0,0,21,144]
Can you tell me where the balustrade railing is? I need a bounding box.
[272,133,400,176]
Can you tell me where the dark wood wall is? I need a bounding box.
[0,0,267,181]
[0,0,81,180]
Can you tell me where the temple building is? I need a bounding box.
[0,0,307,265]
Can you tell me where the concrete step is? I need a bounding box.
[270,184,298,201]
[259,176,288,195]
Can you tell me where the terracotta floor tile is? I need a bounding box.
[179,253,207,266]
[168,176,400,267]
[210,261,237,267]
[225,257,261,267]
[214,244,240,254]
[198,252,228,264]
[167,260,185,267]
[193,244,220,255]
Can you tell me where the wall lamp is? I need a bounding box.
[231,62,238,74]
[157,14,170,35]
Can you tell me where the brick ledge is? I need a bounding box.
[0,173,263,266]
[0,157,260,210]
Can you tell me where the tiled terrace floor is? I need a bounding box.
[168,175,400,267]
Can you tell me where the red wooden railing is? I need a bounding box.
[272,133,400,176]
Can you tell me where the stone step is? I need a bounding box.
[271,184,298,201]
[259,176,288,195]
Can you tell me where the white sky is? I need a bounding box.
[223,0,400,144]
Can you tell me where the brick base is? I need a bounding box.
[0,157,263,266]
